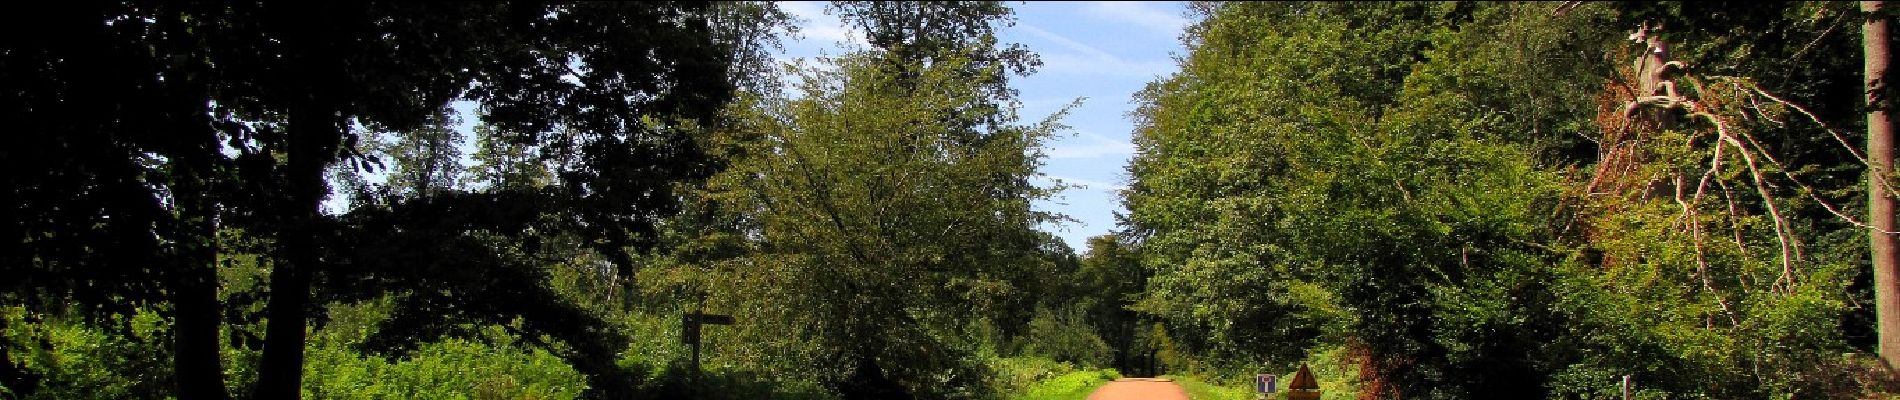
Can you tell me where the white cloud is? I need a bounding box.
[1043,131,1135,160]
[1039,174,1130,193]
[1020,23,1119,63]
[780,1,866,48]
[1016,24,1174,78]
[1083,1,1190,34]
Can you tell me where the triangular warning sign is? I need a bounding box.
[1289,363,1319,390]
[1286,363,1322,400]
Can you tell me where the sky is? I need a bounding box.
[775,1,1192,252]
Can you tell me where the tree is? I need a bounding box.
[4,2,779,398]
[2,3,238,398]
[1868,0,1900,370]
[1126,1,1484,383]
[703,48,1065,399]
[467,120,554,192]
[376,112,468,198]
[1076,235,1151,374]
[1127,2,1881,398]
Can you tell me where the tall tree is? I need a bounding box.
[220,5,482,396]
[1076,235,1151,375]
[467,120,553,192]
[4,2,777,398]
[308,3,787,397]
[832,1,1041,138]
[2,3,237,398]
[1867,0,1900,370]
[705,49,1065,399]
[1128,2,1879,397]
[376,112,467,198]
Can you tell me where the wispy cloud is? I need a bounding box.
[1043,131,1135,160]
[781,1,866,48]
[1038,174,1130,193]
[1016,23,1174,78]
[1082,1,1190,35]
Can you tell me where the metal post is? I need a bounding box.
[1622,375,1631,400]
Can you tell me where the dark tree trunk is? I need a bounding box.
[172,270,227,400]
[1866,0,1900,370]
[253,96,339,399]
[171,179,230,400]
[254,4,345,397]
[142,4,233,398]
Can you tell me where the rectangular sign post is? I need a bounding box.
[1256,374,1277,394]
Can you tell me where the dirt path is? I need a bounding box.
[1086,378,1190,400]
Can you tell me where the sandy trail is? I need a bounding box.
[1085,378,1190,400]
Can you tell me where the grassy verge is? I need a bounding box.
[1165,375,1256,400]
[995,356,1121,400]
[1011,369,1121,400]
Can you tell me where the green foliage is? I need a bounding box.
[674,3,1065,395]
[1127,4,1576,392]
[831,1,1042,109]
[1165,375,1253,400]
[0,307,172,400]
[1073,235,1153,375]
[1125,1,1877,399]
[990,356,1117,400]
[1015,305,1113,369]
[701,48,1066,398]
[300,300,586,400]
[1293,345,1366,400]
[359,112,468,199]
[4,1,789,398]
[9,1,1889,399]
[467,120,554,192]
[1008,370,1118,400]
[989,357,1075,394]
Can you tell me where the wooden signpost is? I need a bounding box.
[682,311,734,389]
[681,312,733,345]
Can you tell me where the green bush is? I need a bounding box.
[1015,305,1113,369]
[0,306,172,400]
[992,356,1078,395]
[1012,369,1118,400]
[300,300,586,400]
[994,356,1118,400]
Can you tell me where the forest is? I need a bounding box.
[5,1,1900,399]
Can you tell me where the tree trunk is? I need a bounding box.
[172,267,227,400]
[253,4,344,397]
[254,95,341,400]
[1866,0,1900,370]
[171,179,230,400]
[153,6,231,396]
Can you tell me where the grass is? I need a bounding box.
[1166,375,1257,400]
[1011,369,1121,400]
[995,356,1121,400]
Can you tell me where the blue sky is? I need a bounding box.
[776,1,1191,252]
